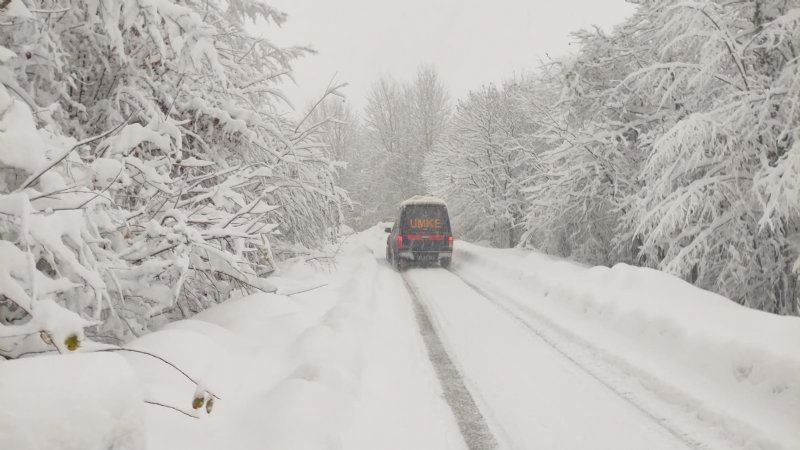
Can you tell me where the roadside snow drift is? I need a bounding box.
[119,235,462,450]
[0,353,145,450]
[452,241,800,449]
[0,230,463,450]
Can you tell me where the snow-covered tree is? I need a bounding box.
[0,0,345,358]
[410,66,450,158]
[363,76,418,207]
[427,82,533,247]
[520,20,652,264]
[518,0,799,314]
[614,0,800,314]
[354,66,450,227]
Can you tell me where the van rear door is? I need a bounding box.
[401,205,451,253]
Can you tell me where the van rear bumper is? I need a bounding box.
[398,250,452,261]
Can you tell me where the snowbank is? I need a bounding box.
[452,242,800,448]
[118,243,383,450]
[0,353,145,450]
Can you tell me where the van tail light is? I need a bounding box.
[396,234,404,250]
[448,235,454,250]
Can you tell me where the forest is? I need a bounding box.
[0,0,345,358]
[0,0,797,363]
[335,0,800,316]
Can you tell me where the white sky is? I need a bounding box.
[256,0,636,113]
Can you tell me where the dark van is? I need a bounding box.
[385,196,453,270]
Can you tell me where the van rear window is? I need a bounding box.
[404,205,447,232]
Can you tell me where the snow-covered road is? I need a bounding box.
[360,224,798,450]
[9,225,795,450]
[341,254,466,450]
[364,231,696,450]
[405,267,692,449]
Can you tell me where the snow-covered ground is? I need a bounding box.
[0,352,144,450]
[1,227,465,450]
[449,242,800,450]
[120,231,467,450]
[407,267,689,449]
[2,225,798,450]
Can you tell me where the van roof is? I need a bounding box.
[400,195,447,207]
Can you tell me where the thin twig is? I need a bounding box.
[74,167,123,209]
[97,347,221,399]
[144,400,199,419]
[165,74,185,117]
[281,282,329,296]
[293,76,347,134]
[12,349,58,358]
[19,115,132,191]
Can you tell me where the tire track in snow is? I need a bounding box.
[401,274,500,450]
[446,269,713,450]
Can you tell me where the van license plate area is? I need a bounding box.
[416,254,436,262]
